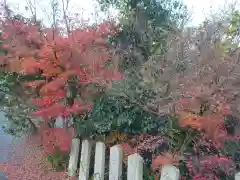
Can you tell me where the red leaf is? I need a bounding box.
[2,32,8,39]
[31,103,65,120]
[41,128,72,155]
[39,77,65,95]
[32,90,66,108]
[24,80,46,88]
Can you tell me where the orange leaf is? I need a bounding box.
[21,57,40,74]
[24,80,46,88]
[180,115,203,129]
[31,103,65,120]
[39,77,65,95]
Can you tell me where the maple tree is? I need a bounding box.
[20,21,122,154]
[25,22,123,118]
[175,86,230,147]
[0,8,123,155]
[0,16,43,136]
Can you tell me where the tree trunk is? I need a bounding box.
[27,117,38,134]
[47,119,56,128]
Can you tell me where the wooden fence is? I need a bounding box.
[67,138,240,180]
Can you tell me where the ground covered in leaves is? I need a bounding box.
[0,135,76,180]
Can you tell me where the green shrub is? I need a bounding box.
[44,147,69,172]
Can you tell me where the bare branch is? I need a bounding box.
[26,0,37,22]
[61,0,71,35]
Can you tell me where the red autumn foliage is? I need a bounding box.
[184,155,234,180]
[41,128,73,155]
[31,23,121,154]
[31,90,66,108]
[175,85,231,147]
[120,135,180,180]
[0,18,42,72]
[120,134,168,167]
[19,21,123,121]
[1,17,123,156]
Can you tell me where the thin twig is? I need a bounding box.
[61,0,71,35]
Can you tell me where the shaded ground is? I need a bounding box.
[0,112,13,163]
[0,112,13,180]
[0,111,76,180]
[0,135,77,180]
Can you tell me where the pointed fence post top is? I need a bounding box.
[68,138,80,177]
[127,153,143,180]
[94,141,106,180]
[128,153,144,161]
[79,139,92,180]
[67,140,184,180]
[109,145,123,180]
[160,165,180,180]
[235,172,240,180]
[110,144,123,151]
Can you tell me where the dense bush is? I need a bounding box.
[75,94,168,137]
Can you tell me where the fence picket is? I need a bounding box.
[68,140,240,180]
[68,138,80,176]
[160,165,180,180]
[127,153,143,180]
[94,142,106,180]
[109,145,123,180]
[79,140,92,180]
[236,172,240,180]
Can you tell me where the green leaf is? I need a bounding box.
[0,50,6,54]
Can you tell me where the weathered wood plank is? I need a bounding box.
[127,153,143,180]
[94,142,106,180]
[109,145,123,180]
[68,138,80,177]
[79,140,92,180]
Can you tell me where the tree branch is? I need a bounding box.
[61,0,71,35]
